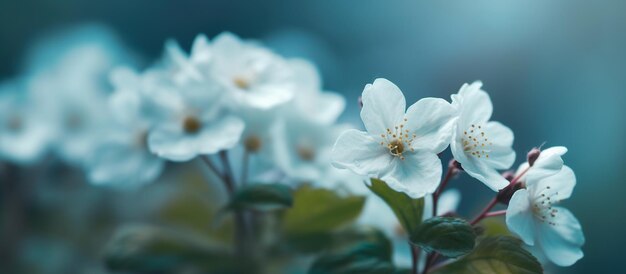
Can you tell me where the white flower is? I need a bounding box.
[85,68,165,187]
[506,164,584,266]
[146,62,244,161]
[332,78,457,198]
[450,81,515,191]
[284,59,345,125]
[30,71,113,165]
[0,81,51,164]
[274,117,347,182]
[516,146,568,183]
[25,26,135,165]
[171,32,295,110]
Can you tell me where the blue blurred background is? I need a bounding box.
[1,1,624,273]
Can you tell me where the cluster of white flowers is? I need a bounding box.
[0,28,346,190]
[332,79,584,267]
[0,26,584,269]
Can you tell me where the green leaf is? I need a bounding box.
[367,178,425,235]
[282,186,365,235]
[225,183,293,211]
[410,217,476,258]
[432,236,543,274]
[104,224,250,273]
[308,237,395,274]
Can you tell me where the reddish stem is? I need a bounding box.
[470,197,498,225]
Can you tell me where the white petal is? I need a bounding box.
[148,124,198,162]
[235,85,293,110]
[381,151,442,198]
[438,189,461,215]
[505,189,536,245]
[481,121,516,170]
[526,146,567,184]
[453,81,493,125]
[314,92,346,124]
[331,129,392,177]
[190,34,211,63]
[195,115,245,154]
[538,207,584,266]
[360,78,406,135]
[461,157,510,191]
[530,165,576,201]
[405,97,457,153]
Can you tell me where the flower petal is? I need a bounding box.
[148,124,198,161]
[461,157,510,191]
[405,97,457,153]
[538,207,584,266]
[331,129,392,177]
[360,78,406,135]
[452,81,492,125]
[526,146,567,184]
[530,165,576,201]
[195,115,245,154]
[506,189,536,245]
[438,189,461,215]
[381,151,442,198]
[481,121,516,170]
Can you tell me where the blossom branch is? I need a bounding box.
[432,161,458,216]
[470,197,498,225]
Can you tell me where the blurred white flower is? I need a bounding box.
[170,32,295,110]
[146,64,244,161]
[283,59,345,125]
[0,81,52,164]
[506,165,584,266]
[332,78,457,198]
[274,117,347,182]
[450,81,515,191]
[25,26,136,165]
[85,68,165,187]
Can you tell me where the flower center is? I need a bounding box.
[297,146,315,161]
[65,113,83,131]
[6,115,23,131]
[183,116,202,134]
[531,185,560,226]
[135,130,149,149]
[379,118,415,160]
[461,124,492,159]
[244,135,262,152]
[233,76,251,90]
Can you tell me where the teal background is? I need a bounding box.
[1,1,624,273]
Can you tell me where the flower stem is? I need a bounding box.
[202,153,247,257]
[423,253,440,274]
[411,244,420,274]
[433,163,457,216]
[470,197,498,225]
[241,150,250,187]
[483,210,507,218]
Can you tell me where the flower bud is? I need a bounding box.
[450,159,463,171]
[502,171,515,182]
[527,147,541,166]
[496,183,523,205]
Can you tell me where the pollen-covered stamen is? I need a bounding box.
[7,115,23,131]
[379,118,416,160]
[531,185,561,226]
[244,135,262,152]
[297,146,315,161]
[461,124,492,159]
[233,75,251,90]
[183,116,202,134]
